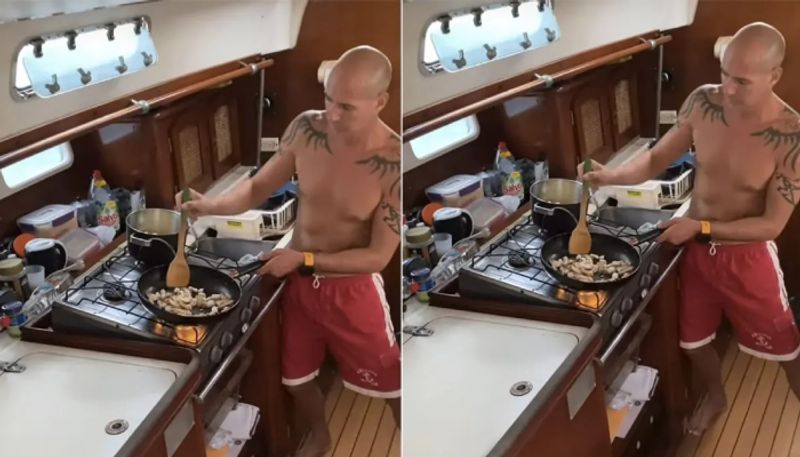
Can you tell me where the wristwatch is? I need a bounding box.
[298,252,315,276]
[696,220,712,243]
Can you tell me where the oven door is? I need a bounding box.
[598,311,653,395]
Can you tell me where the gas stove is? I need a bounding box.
[459,213,664,345]
[49,243,266,380]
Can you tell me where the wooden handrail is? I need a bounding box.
[403,34,672,142]
[0,58,274,169]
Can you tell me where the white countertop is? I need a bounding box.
[0,332,187,457]
[402,305,587,457]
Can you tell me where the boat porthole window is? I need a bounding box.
[0,142,74,199]
[404,115,480,171]
[13,16,158,100]
[420,0,560,75]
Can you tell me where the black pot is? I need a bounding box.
[126,209,180,267]
[530,179,582,234]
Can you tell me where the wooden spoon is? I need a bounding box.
[568,159,592,255]
[166,189,191,288]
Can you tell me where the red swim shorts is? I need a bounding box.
[280,272,400,398]
[679,240,800,361]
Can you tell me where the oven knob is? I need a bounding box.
[241,322,249,334]
[221,331,234,348]
[241,308,253,322]
[621,298,633,312]
[210,346,223,363]
[249,296,261,310]
[640,288,649,299]
[611,310,623,327]
[639,274,652,288]
[648,263,660,276]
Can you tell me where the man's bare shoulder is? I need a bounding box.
[282,110,332,155]
[678,84,727,127]
[750,102,800,172]
[354,130,400,197]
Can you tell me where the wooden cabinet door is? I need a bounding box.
[572,81,615,164]
[208,94,242,179]
[170,109,215,193]
[608,65,640,151]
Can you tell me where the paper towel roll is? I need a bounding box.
[317,60,337,84]
[714,36,733,60]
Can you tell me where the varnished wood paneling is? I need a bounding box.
[261,0,401,137]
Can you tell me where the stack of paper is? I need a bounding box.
[607,366,660,440]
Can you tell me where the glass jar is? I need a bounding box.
[0,258,29,300]
[410,268,433,303]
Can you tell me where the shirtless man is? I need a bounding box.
[580,22,800,436]
[179,46,401,456]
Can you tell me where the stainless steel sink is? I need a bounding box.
[593,206,676,231]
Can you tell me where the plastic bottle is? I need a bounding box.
[89,170,121,231]
[494,142,517,175]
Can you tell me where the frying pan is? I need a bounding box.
[540,228,662,290]
[137,261,264,324]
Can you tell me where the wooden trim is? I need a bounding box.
[0,58,274,169]
[403,34,672,142]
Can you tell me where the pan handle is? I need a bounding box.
[533,204,579,225]
[633,228,663,245]
[231,260,265,278]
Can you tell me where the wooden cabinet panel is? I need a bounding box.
[609,65,640,151]
[572,80,615,164]
[170,109,215,193]
[209,94,242,179]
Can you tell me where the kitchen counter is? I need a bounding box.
[401,137,691,456]
[0,331,198,457]
[402,305,598,457]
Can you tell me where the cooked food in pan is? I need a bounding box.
[147,287,234,317]
[550,254,635,283]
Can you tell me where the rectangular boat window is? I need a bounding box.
[13,16,158,99]
[421,0,560,74]
[404,115,480,171]
[0,143,74,198]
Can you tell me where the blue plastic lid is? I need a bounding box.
[1,301,23,315]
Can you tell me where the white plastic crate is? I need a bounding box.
[656,167,693,201]
[260,197,297,235]
[606,167,694,209]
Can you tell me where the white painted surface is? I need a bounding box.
[402,305,586,457]
[403,0,698,114]
[0,333,186,457]
[0,0,308,141]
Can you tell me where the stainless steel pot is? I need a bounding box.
[126,209,180,266]
[530,179,583,234]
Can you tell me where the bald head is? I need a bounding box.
[725,22,786,70]
[326,45,392,97]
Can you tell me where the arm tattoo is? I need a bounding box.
[298,116,333,155]
[752,127,800,172]
[381,201,401,235]
[680,89,727,126]
[280,116,303,150]
[356,155,401,178]
[776,173,800,205]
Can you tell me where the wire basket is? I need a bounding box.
[656,168,694,203]
[259,197,297,236]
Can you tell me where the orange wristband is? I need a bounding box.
[303,252,315,268]
[700,220,711,236]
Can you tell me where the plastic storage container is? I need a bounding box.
[203,211,264,240]
[59,228,103,262]
[466,198,508,231]
[425,174,484,207]
[17,204,78,239]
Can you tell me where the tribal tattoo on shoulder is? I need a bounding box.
[776,173,800,205]
[679,88,728,126]
[380,201,401,235]
[356,153,401,198]
[298,116,333,155]
[752,124,800,173]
